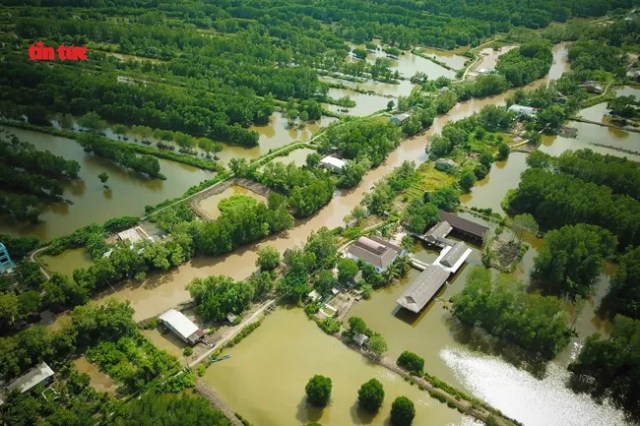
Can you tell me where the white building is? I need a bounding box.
[159,309,204,345]
[319,155,348,172]
[508,104,537,118]
[0,362,55,405]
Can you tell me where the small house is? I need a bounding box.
[579,82,604,94]
[353,333,369,347]
[117,226,153,245]
[508,104,537,118]
[346,236,404,272]
[226,313,238,324]
[0,362,55,405]
[390,113,411,126]
[435,158,459,172]
[319,155,347,173]
[159,309,204,345]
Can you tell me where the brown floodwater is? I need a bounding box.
[419,47,469,70]
[46,46,630,425]
[267,147,316,168]
[73,356,117,394]
[0,126,215,240]
[40,248,92,277]
[195,185,267,221]
[215,113,336,164]
[92,43,574,323]
[201,307,481,426]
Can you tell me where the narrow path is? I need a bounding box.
[195,379,244,426]
[188,299,276,368]
[29,246,50,280]
[572,117,640,133]
[338,338,521,426]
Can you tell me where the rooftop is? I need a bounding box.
[117,226,150,244]
[397,264,449,313]
[424,221,453,241]
[347,236,403,270]
[5,362,54,394]
[508,104,537,116]
[320,155,347,170]
[439,211,488,240]
[436,242,472,273]
[391,113,411,123]
[159,309,200,340]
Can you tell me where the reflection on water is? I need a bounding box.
[267,147,316,168]
[216,113,336,164]
[0,126,214,240]
[459,153,529,215]
[441,348,628,426]
[202,307,481,426]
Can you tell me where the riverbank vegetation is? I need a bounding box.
[0,129,81,222]
[451,267,574,359]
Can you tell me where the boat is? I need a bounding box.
[210,354,232,363]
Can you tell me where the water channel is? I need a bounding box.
[35,43,634,424]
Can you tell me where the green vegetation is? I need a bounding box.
[569,315,640,420]
[390,396,416,426]
[451,267,574,358]
[357,378,385,413]
[111,392,232,425]
[495,41,553,87]
[506,168,640,248]
[256,246,281,271]
[305,375,332,407]
[0,130,81,222]
[0,233,39,261]
[397,351,425,375]
[337,258,359,285]
[226,320,262,348]
[605,247,640,319]
[532,224,616,299]
[78,133,164,180]
[317,317,342,335]
[188,276,254,322]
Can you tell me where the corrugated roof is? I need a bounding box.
[425,221,452,240]
[320,155,347,169]
[6,362,54,393]
[439,211,488,240]
[440,242,468,267]
[347,236,402,270]
[159,309,199,340]
[397,265,449,313]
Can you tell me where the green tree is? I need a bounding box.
[368,334,387,357]
[98,172,109,187]
[511,213,538,242]
[348,316,369,335]
[396,351,424,375]
[314,270,336,293]
[305,375,332,407]
[337,258,359,284]
[358,378,385,412]
[533,224,616,299]
[605,247,640,319]
[428,186,459,211]
[188,276,255,322]
[0,292,19,329]
[390,396,415,426]
[256,246,281,271]
[459,169,476,192]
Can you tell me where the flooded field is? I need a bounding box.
[194,185,267,221]
[202,307,481,426]
[73,356,117,394]
[141,328,186,360]
[419,47,469,70]
[0,126,214,240]
[267,147,316,168]
[216,113,336,164]
[40,248,92,277]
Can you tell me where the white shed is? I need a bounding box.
[159,309,204,345]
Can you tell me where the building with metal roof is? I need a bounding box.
[5,362,54,395]
[438,211,488,242]
[508,104,537,117]
[347,236,404,272]
[159,309,204,345]
[390,113,411,125]
[319,155,348,173]
[436,241,472,273]
[396,265,449,313]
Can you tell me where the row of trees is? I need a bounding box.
[305,375,414,425]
